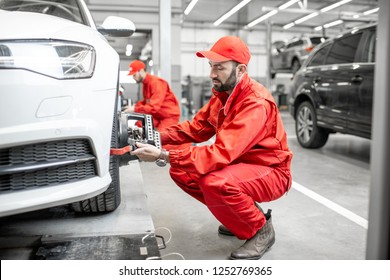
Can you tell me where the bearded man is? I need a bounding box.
[131,36,293,260]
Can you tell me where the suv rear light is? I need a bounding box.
[305,46,314,52]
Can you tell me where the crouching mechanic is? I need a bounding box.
[131,36,293,260]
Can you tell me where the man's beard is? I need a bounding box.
[213,68,237,92]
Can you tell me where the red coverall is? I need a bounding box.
[134,73,180,130]
[160,73,293,240]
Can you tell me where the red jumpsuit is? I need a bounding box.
[160,73,293,240]
[134,73,180,130]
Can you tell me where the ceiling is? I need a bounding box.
[181,0,379,31]
[88,0,379,60]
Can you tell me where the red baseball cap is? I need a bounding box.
[128,60,145,75]
[196,36,251,65]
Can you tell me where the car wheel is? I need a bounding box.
[71,96,121,213]
[291,59,301,75]
[295,101,329,148]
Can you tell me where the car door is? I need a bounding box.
[271,41,286,70]
[283,40,302,69]
[316,32,364,132]
[304,42,347,130]
[346,27,376,138]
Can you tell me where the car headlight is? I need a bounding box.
[0,40,96,79]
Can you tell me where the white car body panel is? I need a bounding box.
[0,10,120,217]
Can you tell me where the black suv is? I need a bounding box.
[289,24,376,148]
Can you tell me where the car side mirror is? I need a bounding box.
[98,16,136,37]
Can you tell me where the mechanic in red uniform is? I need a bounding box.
[123,60,181,131]
[131,36,293,260]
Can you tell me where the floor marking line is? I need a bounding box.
[292,181,368,229]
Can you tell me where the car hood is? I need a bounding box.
[0,10,106,44]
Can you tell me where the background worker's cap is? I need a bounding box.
[196,36,251,65]
[128,60,145,75]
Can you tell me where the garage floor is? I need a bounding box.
[141,110,370,260]
[0,161,159,260]
[0,110,370,260]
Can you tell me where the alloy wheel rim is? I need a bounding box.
[297,106,313,143]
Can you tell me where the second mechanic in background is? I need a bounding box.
[123,60,181,131]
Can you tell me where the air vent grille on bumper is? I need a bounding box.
[0,139,97,192]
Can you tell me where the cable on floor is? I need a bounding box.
[154,227,172,247]
[142,227,185,260]
[146,252,185,260]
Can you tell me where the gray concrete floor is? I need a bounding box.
[140,110,370,260]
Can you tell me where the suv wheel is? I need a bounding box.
[295,101,329,148]
[71,98,121,213]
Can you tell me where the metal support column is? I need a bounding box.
[265,20,272,90]
[366,0,390,260]
[159,0,171,85]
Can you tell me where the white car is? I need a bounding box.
[0,0,135,217]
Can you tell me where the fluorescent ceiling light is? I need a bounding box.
[283,22,295,29]
[247,9,278,28]
[279,0,301,10]
[245,0,298,28]
[314,19,344,31]
[363,7,379,15]
[323,19,344,28]
[294,12,319,24]
[184,0,199,16]
[320,0,352,13]
[214,0,252,26]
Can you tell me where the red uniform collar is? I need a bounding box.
[142,72,152,84]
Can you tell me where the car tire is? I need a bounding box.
[295,101,329,148]
[291,59,301,75]
[71,96,121,213]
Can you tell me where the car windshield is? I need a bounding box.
[0,0,84,25]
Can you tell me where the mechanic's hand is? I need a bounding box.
[130,142,160,162]
[122,105,135,113]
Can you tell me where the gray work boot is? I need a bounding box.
[218,203,264,236]
[230,209,275,260]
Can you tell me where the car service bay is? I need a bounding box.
[0,0,389,272]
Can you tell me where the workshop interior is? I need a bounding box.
[0,0,389,261]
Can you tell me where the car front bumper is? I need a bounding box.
[0,69,117,216]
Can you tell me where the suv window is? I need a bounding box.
[307,44,331,67]
[287,40,303,48]
[326,33,363,64]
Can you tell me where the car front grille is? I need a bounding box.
[0,139,97,193]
